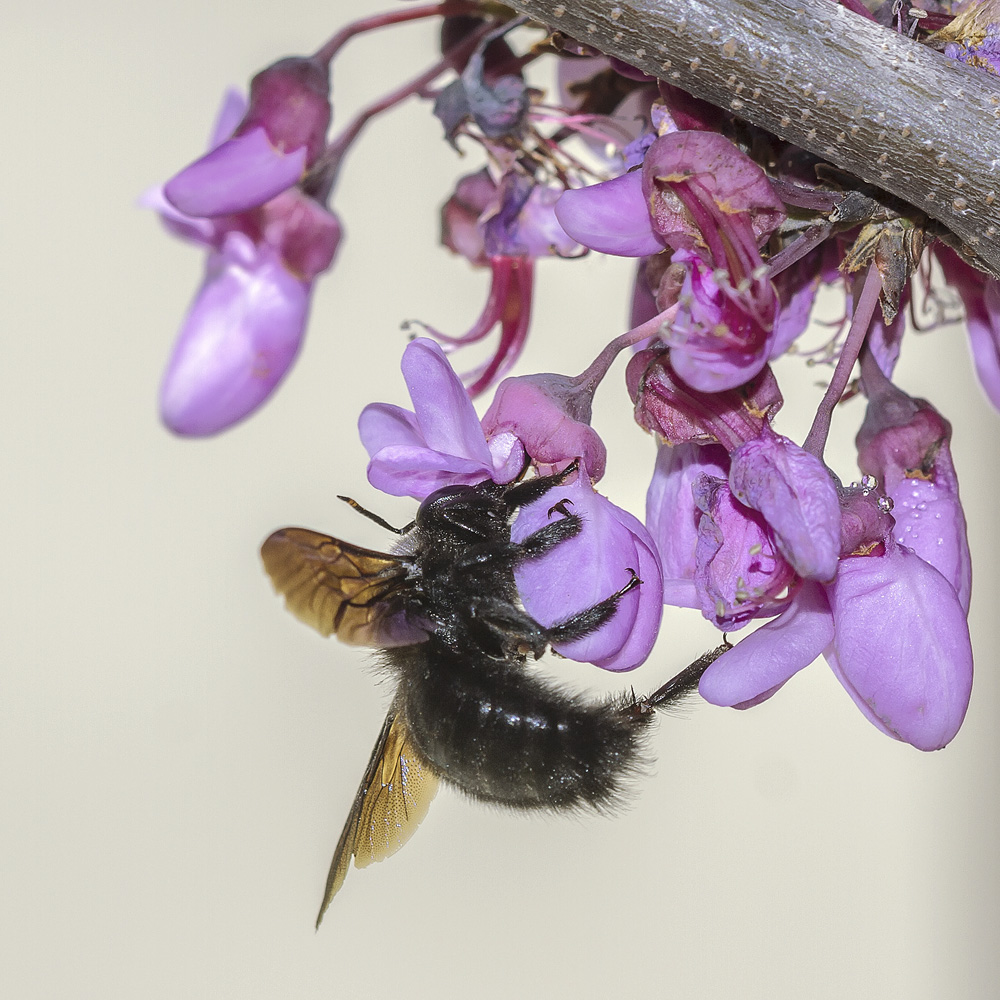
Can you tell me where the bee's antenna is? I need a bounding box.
[337,496,413,535]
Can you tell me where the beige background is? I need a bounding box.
[3,3,998,997]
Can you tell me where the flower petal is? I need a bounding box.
[164,127,307,218]
[514,479,662,671]
[159,242,309,436]
[554,171,664,257]
[645,442,729,608]
[729,427,841,582]
[825,545,973,750]
[699,582,834,706]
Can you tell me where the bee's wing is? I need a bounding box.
[261,527,415,646]
[316,708,439,926]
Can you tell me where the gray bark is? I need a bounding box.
[510,0,1000,276]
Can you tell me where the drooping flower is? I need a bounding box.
[698,482,974,750]
[857,350,972,611]
[429,167,580,394]
[146,89,342,435]
[481,370,607,480]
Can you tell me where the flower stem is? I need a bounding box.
[571,305,679,393]
[311,22,490,200]
[802,263,882,458]
[313,2,477,64]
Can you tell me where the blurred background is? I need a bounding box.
[3,2,998,997]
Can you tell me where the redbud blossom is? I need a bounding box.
[359,338,524,499]
[513,471,663,672]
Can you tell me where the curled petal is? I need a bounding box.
[699,582,834,706]
[825,545,973,751]
[642,131,786,246]
[628,348,782,449]
[513,478,663,671]
[159,238,309,436]
[164,127,307,218]
[554,171,664,257]
[729,427,841,582]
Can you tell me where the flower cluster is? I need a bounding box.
[150,1,999,750]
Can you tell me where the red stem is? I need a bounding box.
[313,2,476,64]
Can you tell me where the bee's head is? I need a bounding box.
[415,481,510,541]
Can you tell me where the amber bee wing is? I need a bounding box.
[260,528,411,646]
[316,706,439,926]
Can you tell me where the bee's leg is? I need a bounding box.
[454,503,582,574]
[500,461,579,510]
[513,503,584,559]
[542,569,641,645]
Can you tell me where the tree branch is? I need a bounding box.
[510,0,1000,276]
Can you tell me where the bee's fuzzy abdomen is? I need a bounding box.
[392,645,654,812]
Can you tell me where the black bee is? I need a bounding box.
[261,465,725,926]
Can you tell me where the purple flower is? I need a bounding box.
[698,493,974,751]
[857,358,971,612]
[936,246,1000,411]
[359,338,524,499]
[513,471,663,671]
[158,233,312,436]
[555,171,665,258]
[164,57,331,218]
[148,90,341,435]
[627,347,783,449]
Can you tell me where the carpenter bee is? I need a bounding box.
[261,465,724,926]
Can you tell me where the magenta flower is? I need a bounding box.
[164,57,331,218]
[857,354,972,611]
[512,470,663,672]
[431,168,579,395]
[698,486,974,751]
[359,338,524,499]
[481,371,607,480]
[824,542,973,750]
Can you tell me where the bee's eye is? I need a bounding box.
[418,484,475,515]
